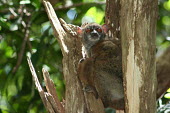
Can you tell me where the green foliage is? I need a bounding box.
[84,7,104,24]
[164,88,170,99]
[0,0,169,112]
[157,0,170,47]
[164,0,170,11]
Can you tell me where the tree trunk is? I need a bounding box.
[43,1,105,113]
[120,0,158,113]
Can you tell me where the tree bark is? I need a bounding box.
[120,0,158,113]
[105,0,120,42]
[105,1,123,113]
[43,1,105,113]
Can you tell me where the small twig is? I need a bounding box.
[9,8,18,17]
[55,2,105,10]
[12,22,31,74]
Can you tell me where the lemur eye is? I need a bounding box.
[85,28,92,33]
[95,28,102,33]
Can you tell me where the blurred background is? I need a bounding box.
[0,0,170,113]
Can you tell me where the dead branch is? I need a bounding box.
[27,57,64,113]
[42,68,65,113]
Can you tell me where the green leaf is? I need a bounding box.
[164,93,170,99]
[83,0,94,2]
[9,24,18,31]
[17,75,24,91]
[84,7,104,24]
[163,0,170,11]
[20,0,31,4]
[5,46,13,58]
[31,0,41,9]
[162,16,170,25]
[7,82,18,97]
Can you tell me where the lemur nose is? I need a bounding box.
[91,30,98,37]
[91,29,97,34]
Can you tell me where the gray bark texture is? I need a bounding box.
[120,0,158,113]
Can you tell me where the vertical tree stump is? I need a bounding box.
[120,0,158,113]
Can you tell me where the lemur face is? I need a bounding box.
[83,24,104,42]
[77,23,108,54]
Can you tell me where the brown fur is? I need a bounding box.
[78,24,125,110]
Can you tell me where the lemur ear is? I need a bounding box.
[77,27,83,35]
[102,24,109,33]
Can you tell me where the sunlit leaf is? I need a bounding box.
[83,7,104,24]
[163,0,170,11]
[31,0,41,9]
[167,88,170,92]
[164,93,170,99]
[41,21,51,33]
[4,65,12,74]
[29,106,38,113]
[9,24,18,31]
[162,16,170,25]
[5,47,13,58]
[0,40,7,50]
[7,82,18,97]
[20,0,31,4]
[0,96,10,112]
[18,75,24,90]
